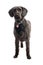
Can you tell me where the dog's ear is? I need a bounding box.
[21,7,28,17]
[8,8,14,17]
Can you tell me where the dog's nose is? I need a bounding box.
[15,15,20,19]
[16,14,19,16]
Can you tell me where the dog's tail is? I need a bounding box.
[21,42,23,48]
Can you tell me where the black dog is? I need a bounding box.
[8,6,31,59]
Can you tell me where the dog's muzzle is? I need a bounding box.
[15,15,20,19]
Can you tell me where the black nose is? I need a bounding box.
[15,15,20,19]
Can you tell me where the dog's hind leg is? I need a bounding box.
[21,42,23,48]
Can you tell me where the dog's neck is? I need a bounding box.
[15,19,25,29]
[15,19,24,25]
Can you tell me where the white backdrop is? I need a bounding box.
[0,0,43,65]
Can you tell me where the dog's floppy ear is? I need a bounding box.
[21,7,28,17]
[8,8,14,17]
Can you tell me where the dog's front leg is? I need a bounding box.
[26,39,31,59]
[14,38,19,58]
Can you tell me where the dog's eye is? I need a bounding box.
[18,8,21,11]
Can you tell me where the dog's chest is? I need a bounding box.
[15,23,25,36]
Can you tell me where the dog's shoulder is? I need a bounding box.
[24,19,31,32]
[27,20,31,27]
[23,19,31,27]
[27,20,31,32]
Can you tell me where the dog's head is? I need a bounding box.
[8,6,28,22]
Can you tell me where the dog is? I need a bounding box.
[8,6,31,59]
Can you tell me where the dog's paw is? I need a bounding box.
[27,55,31,59]
[13,55,18,58]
